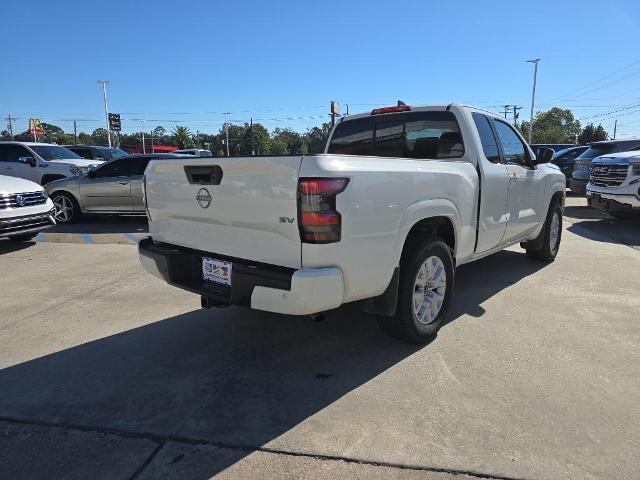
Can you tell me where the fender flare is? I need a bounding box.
[392,198,462,265]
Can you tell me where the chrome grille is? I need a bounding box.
[589,164,629,187]
[0,191,47,210]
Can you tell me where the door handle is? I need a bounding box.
[119,181,129,185]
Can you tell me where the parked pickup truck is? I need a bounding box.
[586,150,640,218]
[139,104,566,342]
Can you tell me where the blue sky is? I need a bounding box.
[2,0,640,138]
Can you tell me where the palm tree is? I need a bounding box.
[171,126,193,149]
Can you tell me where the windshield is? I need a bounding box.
[104,148,129,160]
[577,141,640,160]
[31,145,82,161]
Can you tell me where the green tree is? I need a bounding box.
[77,132,94,145]
[518,108,581,144]
[269,136,288,155]
[153,126,166,139]
[578,123,608,144]
[91,128,109,145]
[171,126,194,149]
[303,122,332,153]
[271,128,306,154]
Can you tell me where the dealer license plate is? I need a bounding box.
[202,257,232,286]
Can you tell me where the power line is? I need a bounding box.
[578,102,640,121]
[547,59,640,102]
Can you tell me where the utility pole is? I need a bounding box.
[250,117,255,155]
[222,112,231,156]
[330,101,340,127]
[73,120,78,144]
[97,80,112,147]
[613,119,617,139]
[140,120,146,154]
[526,58,540,144]
[512,105,523,127]
[501,105,510,119]
[6,114,14,139]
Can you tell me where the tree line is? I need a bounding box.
[0,121,334,155]
[0,107,611,154]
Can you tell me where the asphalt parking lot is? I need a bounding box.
[1,194,639,480]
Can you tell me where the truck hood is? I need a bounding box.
[46,158,104,168]
[592,151,640,164]
[0,174,44,194]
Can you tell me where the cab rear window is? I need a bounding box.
[327,111,464,159]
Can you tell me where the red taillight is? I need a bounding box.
[298,177,349,244]
[371,105,411,115]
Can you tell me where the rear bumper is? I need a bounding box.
[0,208,56,239]
[138,237,344,315]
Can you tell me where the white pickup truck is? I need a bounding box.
[586,150,640,218]
[139,104,565,342]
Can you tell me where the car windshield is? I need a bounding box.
[103,148,129,160]
[31,145,82,161]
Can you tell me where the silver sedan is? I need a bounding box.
[44,154,186,223]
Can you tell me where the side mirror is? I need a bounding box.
[18,156,36,167]
[536,148,554,164]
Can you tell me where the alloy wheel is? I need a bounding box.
[53,195,74,223]
[412,256,447,325]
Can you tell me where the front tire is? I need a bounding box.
[526,202,562,261]
[380,237,454,343]
[51,192,80,224]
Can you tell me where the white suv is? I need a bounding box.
[0,175,55,241]
[0,142,105,185]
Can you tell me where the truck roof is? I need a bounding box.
[337,103,503,123]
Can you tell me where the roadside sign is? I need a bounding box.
[330,101,340,115]
[108,113,121,131]
[28,117,44,137]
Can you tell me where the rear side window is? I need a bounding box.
[327,118,374,156]
[129,158,150,176]
[472,113,500,164]
[327,111,464,159]
[94,159,133,178]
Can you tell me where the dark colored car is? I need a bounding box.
[569,139,640,195]
[530,143,574,158]
[551,146,588,184]
[64,145,129,162]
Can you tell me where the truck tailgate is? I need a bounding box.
[145,156,303,268]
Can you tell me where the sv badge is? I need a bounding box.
[279,217,295,224]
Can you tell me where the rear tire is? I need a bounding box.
[380,237,454,343]
[51,192,80,224]
[526,202,562,261]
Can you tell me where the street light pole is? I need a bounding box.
[97,80,112,147]
[222,112,231,156]
[526,59,540,144]
[140,120,146,154]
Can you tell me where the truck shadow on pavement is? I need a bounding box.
[564,206,640,249]
[0,240,36,255]
[0,250,546,479]
[48,215,148,234]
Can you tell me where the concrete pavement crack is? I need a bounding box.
[127,441,165,480]
[0,416,533,480]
